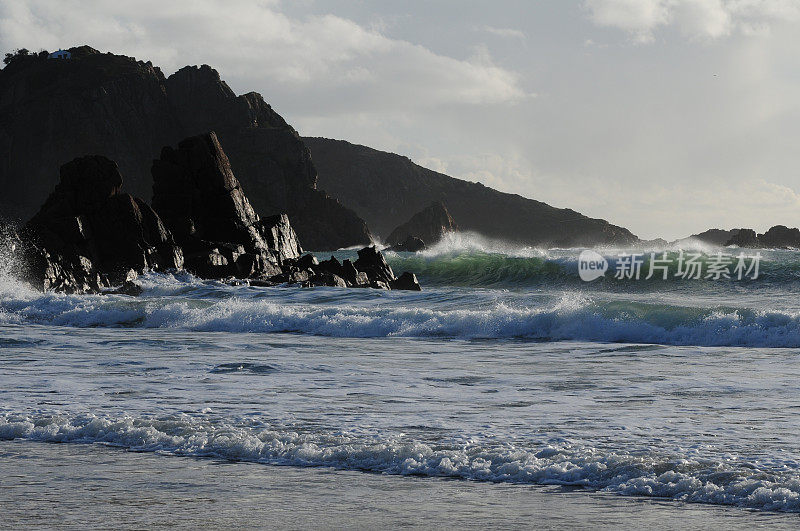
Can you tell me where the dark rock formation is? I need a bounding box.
[388,236,426,253]
[0,46,371,250]
[386,201,457,247]
[164,65,372,250]
[726,229,760,248]
[20,155,183,293]
[11,134,421,293]
[303,137,639,247]
[354,246,395,285]
[151,132,299,279]
[390,272,421,291]
[759,225,800,248]
[725,225,800,248]
[102,280,144,297]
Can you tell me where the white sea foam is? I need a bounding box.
[1,412,798,512]
[2,275,800,346]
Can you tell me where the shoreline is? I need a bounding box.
[1,440,796,529]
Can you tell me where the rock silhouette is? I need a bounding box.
[386,201,458,248]
[21,155,183,293]
[12,134,421,293]
[0,46,371,250]
[725,226,800,249]
[151,132,300,279]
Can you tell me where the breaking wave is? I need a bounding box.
[2,412,799,512]
[1,272,800,347]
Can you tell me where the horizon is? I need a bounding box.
[1,1,799,240]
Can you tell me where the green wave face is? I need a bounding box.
[384,248,800,289]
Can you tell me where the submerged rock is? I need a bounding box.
[389,272,422,291]
[387,235,426,253]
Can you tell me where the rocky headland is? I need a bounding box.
[12,132,420,294]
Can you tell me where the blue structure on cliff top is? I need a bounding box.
[48,50,71,60]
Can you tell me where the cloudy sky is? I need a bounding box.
[2,0,799,239]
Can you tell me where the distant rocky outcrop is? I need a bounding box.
[670,229,741,248]
[726,229,761,248]
[386,201,457,249]
[725,226,800,249]
[303,137,638,247]
[0,46,371,250]
[759,226,800,248]
[20,155,183,293]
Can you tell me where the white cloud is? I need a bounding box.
[584,0,800,42]
[584,0,671,42]
[477,25,527,40]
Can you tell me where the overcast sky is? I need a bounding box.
[2,0,799,239]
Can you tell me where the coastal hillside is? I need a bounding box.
[304,137,638,247]
[0,46,370,250]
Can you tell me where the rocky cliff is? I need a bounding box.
[12,133,419,294]
[0,46,371,250]
[671,229,741,247]
[303,137,638,247]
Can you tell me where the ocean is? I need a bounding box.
[2,234,800,527]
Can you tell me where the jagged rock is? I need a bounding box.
[310,272,347,288]
[759,225,800,248]
[21,155,183,292]
[315,256,344,277]
[0,48,373,250]
[388,236,426,253]
[284,268,312,283]
[354,246,395,284]
[10,138,423,293]
[725,229,760,248]
[722,226,800,249]
[294,254,319,270]
[387,201,457,247]
[390,272,422,291]
[151,132,300,279]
